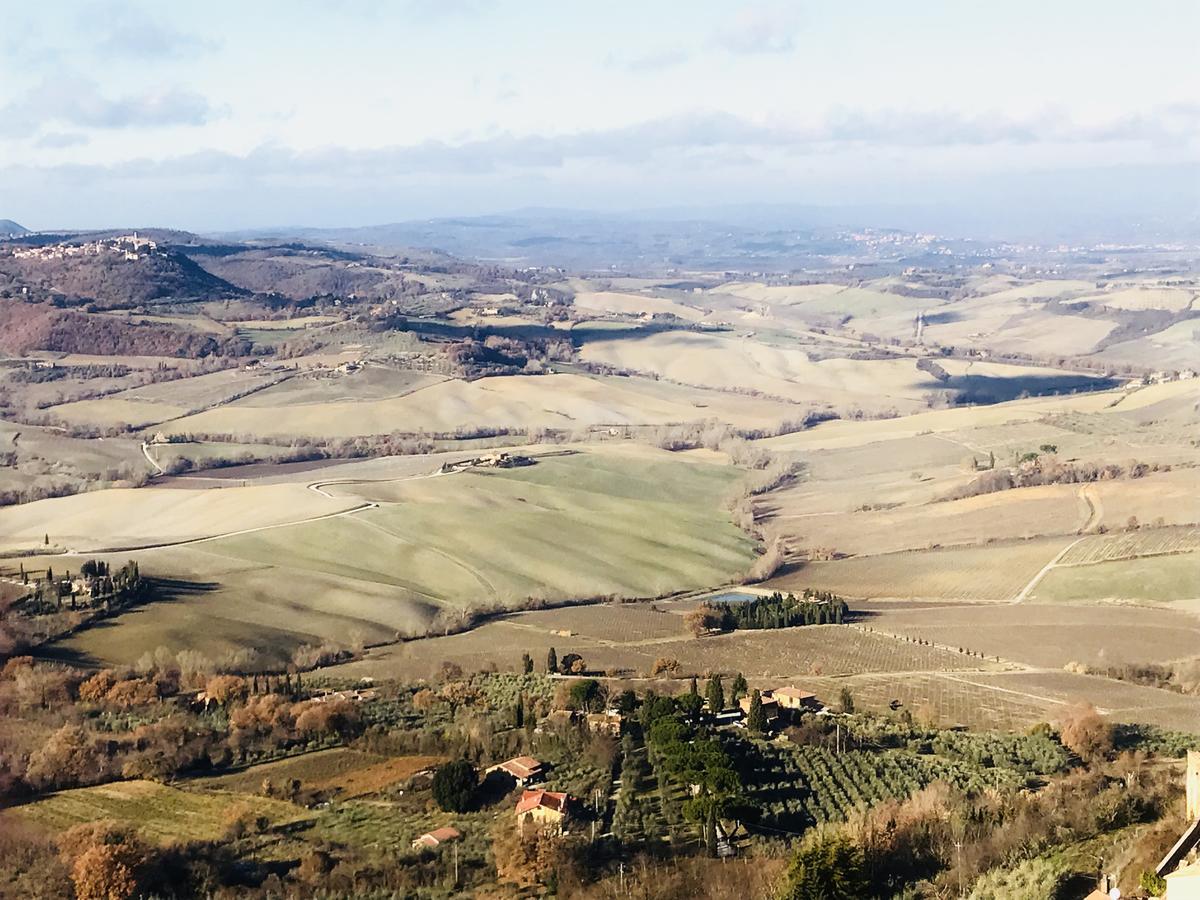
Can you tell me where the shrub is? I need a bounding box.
[432,758,477,813]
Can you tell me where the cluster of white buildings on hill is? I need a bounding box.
[10,233,160,262]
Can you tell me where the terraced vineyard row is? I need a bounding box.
[1060,526,1200,566]
[734,743,1022,833]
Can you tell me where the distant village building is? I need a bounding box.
[515,789,571,833]
[411,826,462,850]
[485,755,545,786]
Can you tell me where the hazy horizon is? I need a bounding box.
[3,0,1197,240]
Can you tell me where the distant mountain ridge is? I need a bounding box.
[0,220,28,237]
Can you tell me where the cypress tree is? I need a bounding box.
[547,647,558,675]
[747,690,766,733]
[706,675,724,714]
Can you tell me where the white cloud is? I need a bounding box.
[0,75,219,137]
[11,104,1194,182]
[98,16,220,60]
[712,2,802,55]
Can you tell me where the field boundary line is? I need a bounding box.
[940,673,1089,712]
[66,501,377,555]
[1012,536,1085,603]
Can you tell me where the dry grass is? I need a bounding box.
[770,538,1071,602]
[13,780,311,844]
[858,601,1200,668]
[1060,525,1200,566]
[158,371,801,438]
[310,755,445,798]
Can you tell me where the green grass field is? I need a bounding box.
[40,448,756,667]
[13,780,311,844]
[1031,551,1200,604]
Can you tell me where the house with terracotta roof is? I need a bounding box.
[515,789,572,833]
[485,755,546,786]
[411,826,462,850]
[768,687,822,713]
[738,694,779,725]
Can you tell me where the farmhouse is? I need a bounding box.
[485,755,545,786]
[738,694,780,725]
[411,826,462,850]
[585,711,624,737]
[767,687,822,712]
[515,789,571,833]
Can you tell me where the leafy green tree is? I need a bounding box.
[615,689,638,715]
[568,678,602,712]
[747,690,767,733]
[781,830,867,900]
[678,691,703,723]
[731,672,748,702]
[705,675,725,714]
[546,647,557,675]
[432,759,477,812]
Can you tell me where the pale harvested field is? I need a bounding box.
[972,671,1200,730]
[1030,551,1200,604]
[231,367,445,406]
[799,433,969,481]
[581,331,931,411]
[1078,287,1195,311]
[48,397,190,429]
[858,601,1200,668]
[1088,468,1200,530]
[503,603,691,643]
[572,290,706,321]
[1100,322,1200,370]
[0,482,362,553]
[762,484,1089,557]
[802,672,1053,732]
[973,279,1096,301]
[157,372,802,438]
[46,368,284,429]
[984,310,1117,357]
[806,667,1200,733]
[331,620,993,682]
[760,389,1128,453]
[770,537,1072,602]
[713,282,927,318]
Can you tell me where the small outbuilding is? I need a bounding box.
[411,826,462,850]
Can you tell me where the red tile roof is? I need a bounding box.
[493,756,543,779]
[413,826,462,847]
[516,789,569,815]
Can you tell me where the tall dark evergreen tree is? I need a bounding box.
[547,647,558,675]
[747,689,766,733]
[706,675,725,714]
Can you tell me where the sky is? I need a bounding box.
[0,0,1197,236]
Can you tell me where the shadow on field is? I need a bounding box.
[32,577,222,668]
[386,317,703,346]
[920,372,1121,405]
